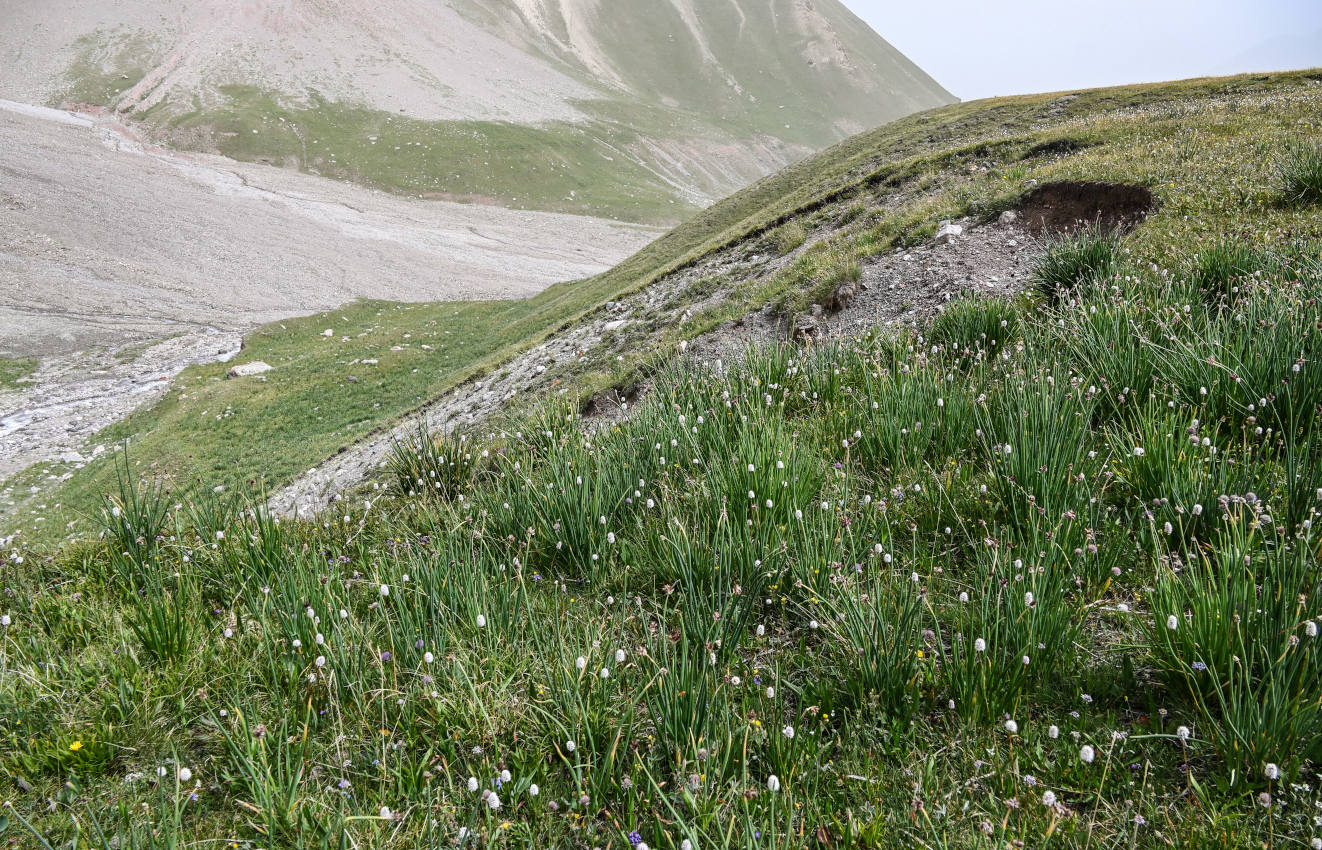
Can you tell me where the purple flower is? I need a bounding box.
[628,831,643,846]
[1191,661,1207,671]
[381,651,392,662]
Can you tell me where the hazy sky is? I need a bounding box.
[844,0,1322,101]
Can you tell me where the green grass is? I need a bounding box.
[1032,226,1123,300]
[5,252,1322,846]
[8,70,1322,555]
[53,30,155,107]
[151,86,698,224]
[1276,140,1322,205]
[0,356,37,389]
[5,69,1322,848]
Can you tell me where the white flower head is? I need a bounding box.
[467,776,479,792]
[766,774,781,793]
[1080,745,1095,764]
[1042,790,1057,807]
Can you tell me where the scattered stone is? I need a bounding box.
[226,361,272,378]
[321,328,334,337]
[791,315,819,342]
[934,222,963,244]
[999,210,1019,224]
[346,375,358,383]
[603,319,629,332]
[828,279,866,312]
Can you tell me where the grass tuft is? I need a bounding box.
[1275,141,1322,205]
[1031,226,1122,300]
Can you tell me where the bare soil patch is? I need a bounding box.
[1016,181,1154,235]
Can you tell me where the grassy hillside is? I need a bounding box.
[7,70,1320,549]
[5,65,1322,845]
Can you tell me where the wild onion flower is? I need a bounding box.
[600,667,610,679]
[529,783,539,796]
[1048,725,1059,739]
[424,651,434,664]
[766,686,775,699]
[1080,745,1095,764]
[476,614,486,628]
[1042,790,1057,807]
[1265,763,1280,780]
[782,725,795,739]
[379,584,389,597]
[767,774,781,792]
[1307,621,1318,638]
[1166,615,1179,630]
[379,806,392,819]
[467,776,479,792]
[566,739,576,752]
[974,638,986,652]
[484,790,501,810]
[576,656,587,670]
[1004,719,1018,734]
[1176,726,1191,741]
[616,649,626,663]
[315,656,326,667]
[178,767,193,782]
[0,614,10,627]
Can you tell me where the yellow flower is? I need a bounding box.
[69,740,83,752]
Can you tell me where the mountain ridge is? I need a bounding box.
[0,0,955,221]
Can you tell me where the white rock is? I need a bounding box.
[321,328,334,337]
[934,222,963,244]
[226,361,272,378]
[999,210,1019,224]
[603,320,629,332]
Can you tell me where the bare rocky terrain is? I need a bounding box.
[0,100,657,479]
[269,214,1033,517]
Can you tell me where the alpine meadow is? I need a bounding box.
[2,22,1322,850]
